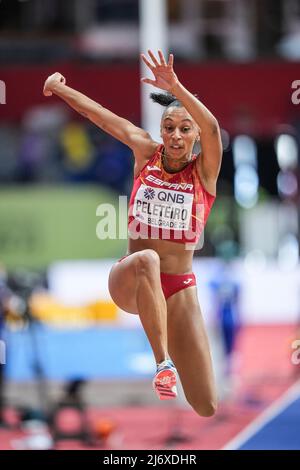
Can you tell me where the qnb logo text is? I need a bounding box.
[0,80,6,104]
[157,191,185,204]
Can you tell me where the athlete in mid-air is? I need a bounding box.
[43,50,222,416]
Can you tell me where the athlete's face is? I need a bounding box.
[160,107,200,160]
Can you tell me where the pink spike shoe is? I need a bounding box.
[153,359,177,400]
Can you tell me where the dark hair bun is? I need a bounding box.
[150,92,177,107]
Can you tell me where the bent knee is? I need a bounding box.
[188,397,218,417]
[135,249,160,273]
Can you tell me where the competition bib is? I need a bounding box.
[133,184,194,231]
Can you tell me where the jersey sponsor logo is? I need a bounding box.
[146,174,193,191]
[183,278,193,285]
[147,165,161,172]
[144,187,155,200]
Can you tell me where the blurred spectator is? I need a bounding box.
[0,125,20,182]
[23,104,69,134]
[16,104,70,183]
[60,122,95,182]
[0,104,134,192]
[94,138,133,194]
[17,130,49,182]
[210,244,241,398]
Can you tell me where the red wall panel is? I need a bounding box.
[0,61,299,137]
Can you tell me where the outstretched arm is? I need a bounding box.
[141,50,222,194]
[43,72,155,157]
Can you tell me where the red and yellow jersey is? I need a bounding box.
[128,144,215,245]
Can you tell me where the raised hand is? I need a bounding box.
[43,72,66,97]
[141,50,178,92]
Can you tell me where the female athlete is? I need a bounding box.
[43,50,222,416]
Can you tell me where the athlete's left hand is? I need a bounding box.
[141,50,179,93]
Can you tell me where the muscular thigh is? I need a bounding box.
[166,287,216,405]
[108,254,139,314]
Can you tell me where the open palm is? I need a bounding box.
[141,50,178,92]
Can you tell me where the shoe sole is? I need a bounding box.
[153,369,177,400]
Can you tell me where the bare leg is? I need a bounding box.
[135,251,168,363]
[108,249,168,364]
[167,287,217,417]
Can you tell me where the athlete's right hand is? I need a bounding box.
[43,72,66,97]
